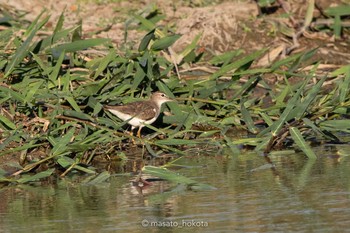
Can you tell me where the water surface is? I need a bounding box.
[1,148,350,232]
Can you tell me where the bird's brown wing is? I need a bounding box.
[105,101,157,121]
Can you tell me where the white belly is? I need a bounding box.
[108,109,156,128]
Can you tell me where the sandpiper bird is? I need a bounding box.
[104,92,174,138]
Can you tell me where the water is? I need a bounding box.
[1,149,350,232]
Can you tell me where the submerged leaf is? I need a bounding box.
[83,171,110,185]
[143,166,216,191]
[290,127,317,159]
[17,168,55,183]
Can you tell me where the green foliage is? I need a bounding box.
[324,4,350,38]
[257,0,276,7]
[1,8,350,184]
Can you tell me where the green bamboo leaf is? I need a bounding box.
[0,177,15,183]
[258,75,311,137]
[57,156,73,168]
[93,50,115,79]
[49,122,75,135]
[278,21,295,38]
[76,79,109,97]
[52,9,66,44]
[17,168,55,183]
[51,127,76,156]
[146,51,154,79]
[304,0,315,28]
[57,156,96,174]
[211,48,268,79]
[131,63,146,90]
[32,27,77,52]
[0,142,45,156]
[31,53,50,76]
[179,33,202,61]
[72,19,83,41]
[270,49,316,70]
[0,30,12,48]
[24,80,44,104]
[233,68,272,76]
[60,72,72,91]
[96,117,123,130]
[65,96,81,112]
[259,103,294,137]
[0,115,16,130]
[302,118,339,141]
[241,100,258,134]
[225,76,259,101]
[63,110,94,121]
[72,164,96,174]
[290,127,317,159]
[124,62,134,77]
[142,142,159,157]
[23,10,45,37]
[50,50,65,83]
[138,29,155,52]
[325,5,350,16]
[275,83,290,105]
[51,38,111,54]
[319,120,350,133]
[289,48,318,73]
[330,65,350,77]
[4,15,50,77]
[133,14,156,31]
[87,97,103,116]
[0,86,25,103]
[339,66,350,103]
[259,112,273,126]
[155,80,174,97]
[151,34,181,51]
[209,50,243,66]
[198,130,221,138]
[258,0,276,7]
[333,14,342,38]
[289,75,327,120]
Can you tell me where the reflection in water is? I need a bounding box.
[1,147,350,232]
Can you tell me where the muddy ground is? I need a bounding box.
[2,0,350,65]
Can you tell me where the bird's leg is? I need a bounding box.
[137,126,142,138]
[130,127,136,144]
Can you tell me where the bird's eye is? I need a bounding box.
[161,94,166,97]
